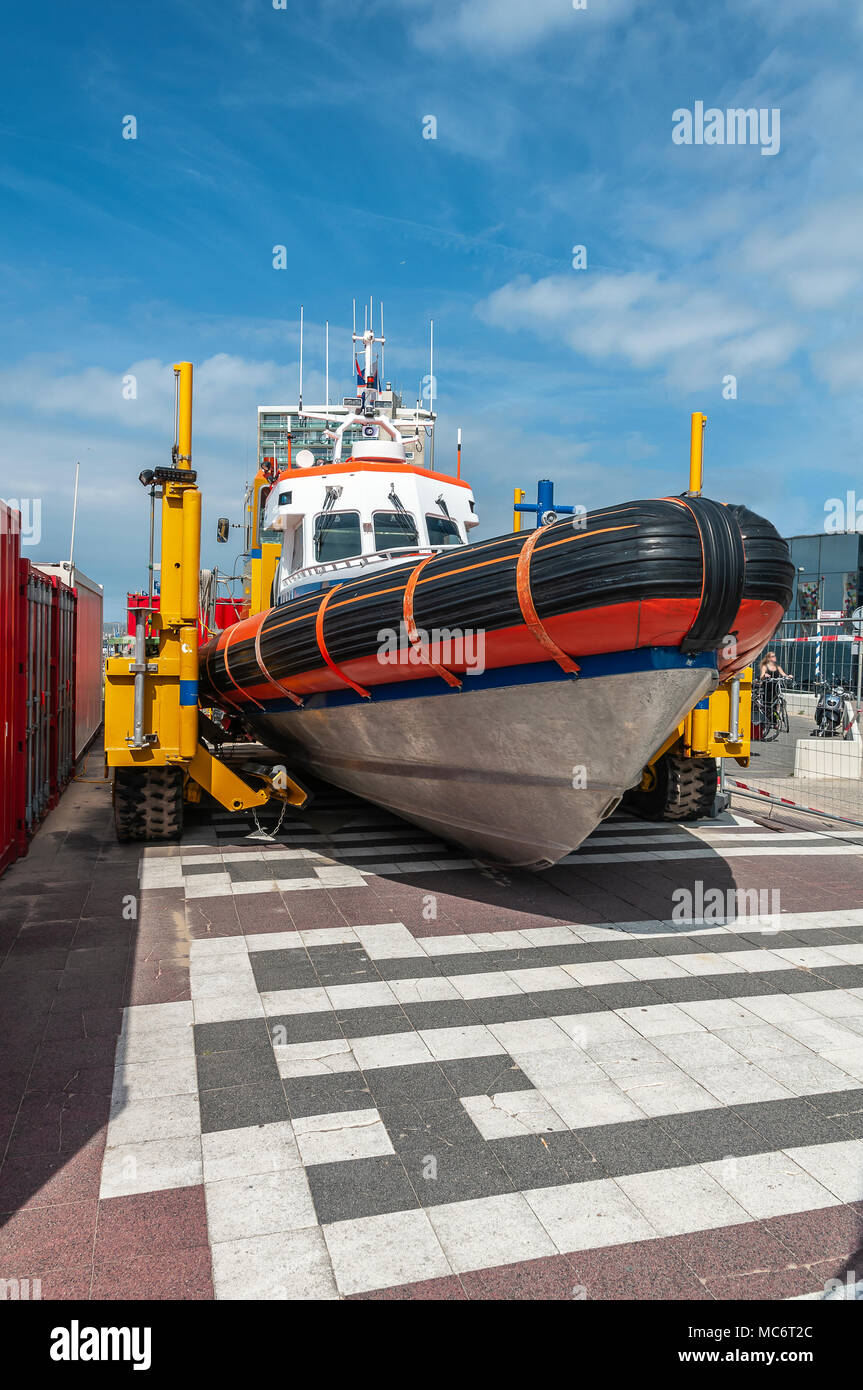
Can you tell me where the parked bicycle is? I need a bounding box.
[752,676,790,742]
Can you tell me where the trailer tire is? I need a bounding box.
[113,767,184,842]
[624,752,718,822]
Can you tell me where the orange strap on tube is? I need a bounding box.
[223,624,267,710]
[315,584,371,699]
[515,528,580,675]
[403,555,462,689]
[254,615,304,707]
[203,643,245,716]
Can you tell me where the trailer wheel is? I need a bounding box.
[624,752,718,822]
[113,767,184,842]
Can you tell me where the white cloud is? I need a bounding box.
[741,196,863,309]
[397,0,637,53]
[477,271,802,389]
[813,337,863,394]
[0,353,316,444]
[738,0,851,32]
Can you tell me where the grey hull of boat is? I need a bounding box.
[240,664,719,868]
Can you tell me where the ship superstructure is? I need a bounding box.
[260,320,477,602]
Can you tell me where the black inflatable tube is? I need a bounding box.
[200,498,792,703]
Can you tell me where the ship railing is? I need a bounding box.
[282,545,450,591]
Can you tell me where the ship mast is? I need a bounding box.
[353,315,385,386]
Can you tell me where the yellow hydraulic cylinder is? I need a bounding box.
[181,488,201,622]
[178,625,198,759]
[159,485,185,626]
[689,701,711,755]
[689,412,706,495]
[513,489,525,532]
[173,362,193,467]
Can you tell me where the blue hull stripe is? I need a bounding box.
[246,647,718,718]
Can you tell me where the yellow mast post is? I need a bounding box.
[174,361,193,468]
[513,488,525,532]
[172,362,199,759]
[689,411,706,496]
[688,410,709,751]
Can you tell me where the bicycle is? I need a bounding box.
[752,677,790,742]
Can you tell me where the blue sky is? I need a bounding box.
[1,0,861,618]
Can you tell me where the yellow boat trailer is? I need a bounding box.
[104,362,307,840]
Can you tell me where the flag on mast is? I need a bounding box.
[356,355,379,389]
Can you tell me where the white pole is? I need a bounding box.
[325,320,329,406]
[69,460,80,569]
[429,319,435,471]
[380,302,385,384]
[299,305,304,410]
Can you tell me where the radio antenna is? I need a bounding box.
[298,304,304,411]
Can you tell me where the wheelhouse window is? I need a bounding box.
[426,515,463,546]
[314,510,362,562]
[288,521,304,572]
[373,510,419,550]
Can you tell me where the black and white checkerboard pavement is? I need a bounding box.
[12,757,863,1300]
[103,842,863,1298]
[93,780,863,1299]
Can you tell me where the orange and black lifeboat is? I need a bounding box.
[199,496,793,711]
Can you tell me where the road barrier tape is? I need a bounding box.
[727,778,863,829]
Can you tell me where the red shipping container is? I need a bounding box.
[0,504,24,873]
[0,525,81,877]
[22,566,76,829]
[37,562,103,760]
